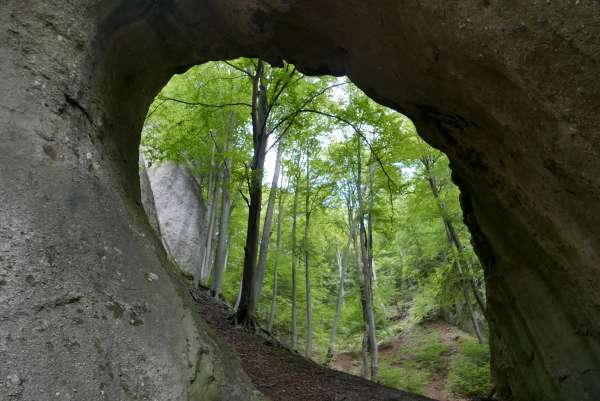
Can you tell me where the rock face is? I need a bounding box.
[139,154,162,236]
[1,1,599,401]
[140,160,203,277]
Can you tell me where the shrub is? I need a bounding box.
[378,363,430,394]
[413,332,450,373]
[447,339,492,397]
[407,285,440,324]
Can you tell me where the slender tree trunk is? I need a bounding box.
[361,323,370,379]
[455,257,484,343]
[190,173,206,287]
[364,162,378,380]
[268,182,285,333]
[203,168,221,282]
[444,218,487,314]
[236,60,268,326]
[193,144,215,288]
[304,151,313,359]
[211,130,232,297]
[327,232,352,361]
[255,140,285,301]
[290,159,301,349]
[351,208,369,379]
[223,182,242,275]
[355,138,378,381]
[234,277,243,312]
[421,157,487,323]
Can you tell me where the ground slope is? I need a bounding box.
[331,320,490,401]
[191,289,434,401]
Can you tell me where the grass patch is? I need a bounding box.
[379,362,430,394]
[384,330,450,373]
[412,332,450,373]
[378,329,449,395]
[447,339,492,397]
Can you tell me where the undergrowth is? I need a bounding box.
[447,338,492,397]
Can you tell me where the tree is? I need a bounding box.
[267,173,287,332]
[255,140,285,302]
[211,118,235,297]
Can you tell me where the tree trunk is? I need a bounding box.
[290,158,301,349]
[268,181,286,333]
[365,162,378,381]
[355,138,378,381]
[422,156,487,319]
[193,143,216,288]
[235,60,268,327]
[327,232,352,361]
[304,151,313,359]
[351,208,369,379]
[361,323,370,379]
[455,258,484,343]
[234,277,243,312]
[211,130,233,297]
[255,140,285,302]
[202,167,221,282]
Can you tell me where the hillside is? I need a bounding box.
[330,320,492,401]
[191,288,434,401]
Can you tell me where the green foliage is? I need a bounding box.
[378,362,430,394]
[142,58,490,393]
[412,333,450,373]
[447,339,492,397]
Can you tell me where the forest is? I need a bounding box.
[141,59,491,400]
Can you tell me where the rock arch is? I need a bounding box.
[1,1,599,400]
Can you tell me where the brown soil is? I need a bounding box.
[191,288,434,401]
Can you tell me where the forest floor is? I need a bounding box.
[330,320,480,401]
[191,288,434,401]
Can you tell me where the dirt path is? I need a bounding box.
[191,289,435,401]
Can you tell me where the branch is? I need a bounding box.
[265,67,299,124]
[295,108,401,193]
[144,98,167,121]
[268,80,349,136]
[223,61,253,78]
[157,95,252,109]
[239,188,250,208]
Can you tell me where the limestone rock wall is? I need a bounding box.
[0,1,263,400]
[140,160,203,277]
[138,154,162,236]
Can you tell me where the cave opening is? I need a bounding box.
[138,59,490,400]
[3,2,597,401]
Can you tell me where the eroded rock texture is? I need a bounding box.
[1,1,599,400]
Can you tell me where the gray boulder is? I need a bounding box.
[141,159,203,277]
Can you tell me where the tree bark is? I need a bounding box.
[268,180,286,333]
[235,60,268,327]
[327,231,352,361]
[193,143,216,288]
[350,205,369,379]
[290,157,301,349]
[365,162,378,381]
[304,150,313,359]
[255,140,285,302]
[211,129,233,297]
[355,138,378,381]
[421,156,487,322]
[202,167,221,282]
